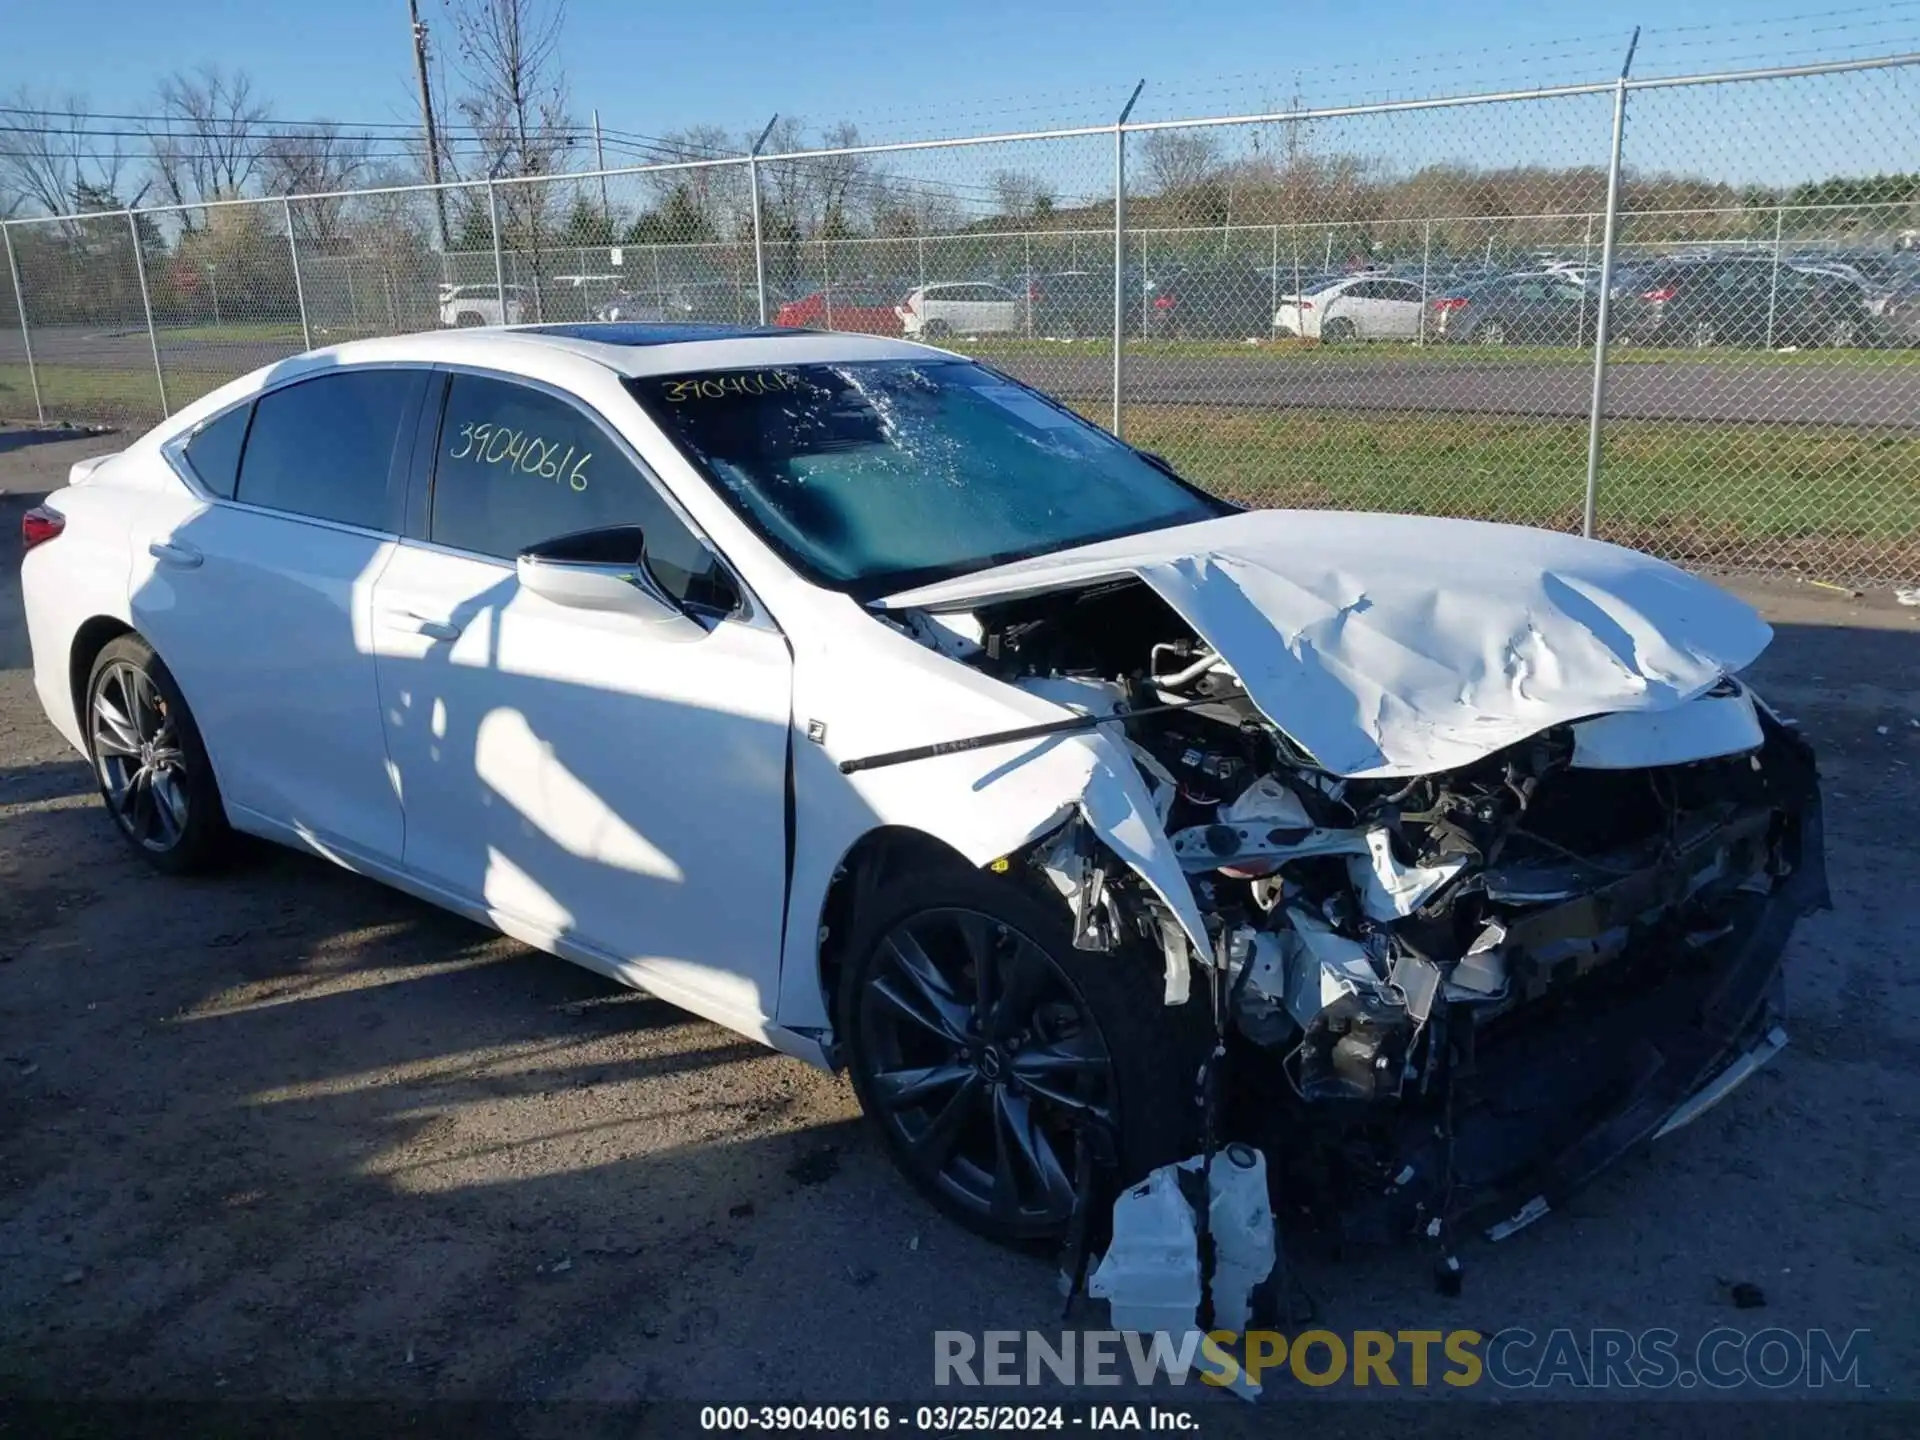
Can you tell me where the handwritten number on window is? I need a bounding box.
[449,421,590,491]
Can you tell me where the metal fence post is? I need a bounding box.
[284,198,313,350]
[1024,232,1033,337]
[821,237,832,327]
[486,182,507,319]
[127,210,169,419]
[1269,225,1278,337]
[2,224,44,424]
[1582,27,1640,540]
[1418,219,1431,347]
[748,116,778,326]
[1112,80,1144,438]
[1764,202,1785,348]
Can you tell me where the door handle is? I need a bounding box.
[382,610,464,642]
[148,540,203,569]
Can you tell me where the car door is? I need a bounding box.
[371,369,794,1024]
[1372,280,1426,339]
[133,366,426,861]
[975,284,1021,333]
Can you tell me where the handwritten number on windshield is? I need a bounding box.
[449,422,591,491]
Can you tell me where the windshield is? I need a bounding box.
[627,359,1223,596]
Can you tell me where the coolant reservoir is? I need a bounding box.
[1208,1144,1276,1333]
[1088,1163,1201,1334]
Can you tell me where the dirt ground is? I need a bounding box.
[2,423,1917,1416]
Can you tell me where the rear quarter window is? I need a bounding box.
[182,403,252,499]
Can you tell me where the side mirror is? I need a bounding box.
[514,525,703,637]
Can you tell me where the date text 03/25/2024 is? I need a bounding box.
[698,1404,1198,1431]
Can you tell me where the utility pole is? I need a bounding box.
[409,0,451,250]
[593,108,611,227]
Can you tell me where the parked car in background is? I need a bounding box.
[1142,262,1274,340]
[546,274,624,322]
[897,282,1024,338]
[438,284,529,328]
[1025,269,1142,339]
[1427,272,1596,346]
[1612,257,1872,348]
[598,281,766,326]
[775,288,904,336]
[1274,275,1426,341]
[1877,273,1920,347]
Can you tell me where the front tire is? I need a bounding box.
[86,635,228,874]
[839,862,1206,1245]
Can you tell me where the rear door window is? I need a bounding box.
[235,370,417,530]
[428,373,734,610]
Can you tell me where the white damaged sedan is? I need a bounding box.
[20,324,1825,1249]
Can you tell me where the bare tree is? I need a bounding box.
[1142,129,1224,197]
[642,125,748,239]
[988,169,1056,222]
[261,123,375,248]
[443,0,571,184]
[0,90,132,218]
[147,67,273,222]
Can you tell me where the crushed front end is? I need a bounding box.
[941,576,1828,1248]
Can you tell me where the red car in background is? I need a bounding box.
[774,288,904,336]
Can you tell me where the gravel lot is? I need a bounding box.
[2,424,1917,1417]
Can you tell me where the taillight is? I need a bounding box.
[1027,282,1041,301]
[1641,286,1677,302]
[22,504,65,553]
[1153,295,1175,309]
[1297,300,1313,311]
[1431,297,1469,311]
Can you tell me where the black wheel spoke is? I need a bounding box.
[879,929,975,1044]
[871,1061,971,1112]
[859,904,1115,1237]
[998,1089,1076,1215]
[909,1073,984,1168]
[1009,1036,1109,1115]
[984,938,1048,1041]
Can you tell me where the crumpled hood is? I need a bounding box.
[878,509,1771,778]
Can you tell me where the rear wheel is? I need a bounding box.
[1826,317,1860,349]
[1321,317,1357,343]
[1473,319,1508,346]
[922,318,952,340]
[839,863,1206,1244]
[454,310,485,328]
[86,635,228,874]
[1689,318,1718,348]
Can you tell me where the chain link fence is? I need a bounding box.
[3,52,1917,581]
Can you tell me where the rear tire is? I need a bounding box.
[455,311,485,328]
[838,861,1207,1245]
[85,635,228,874]
[1321,317,1357,343]
[923,319,952,340]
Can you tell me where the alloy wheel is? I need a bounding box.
[858,906,1116,1231]
[1475,321,1507,345]
[91,661,190,852]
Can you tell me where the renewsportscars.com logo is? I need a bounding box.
[934,1327,1873,1391]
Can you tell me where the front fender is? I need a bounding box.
[772,620,1208,1035]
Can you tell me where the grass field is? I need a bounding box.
[5,360,1913,578]
[0,364,229,425]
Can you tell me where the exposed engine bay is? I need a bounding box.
[900,574,1828,1247]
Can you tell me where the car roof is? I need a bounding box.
[268,323,948,381]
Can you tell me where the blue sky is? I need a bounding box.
[7,0,1918,149]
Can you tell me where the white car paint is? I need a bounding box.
[439,285,528,327]
[1274,276,1426,341]
[20,324,1776,1078]
[897,283,1024,337]
[19,327,1202,1062]
[879,507,1771,778]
